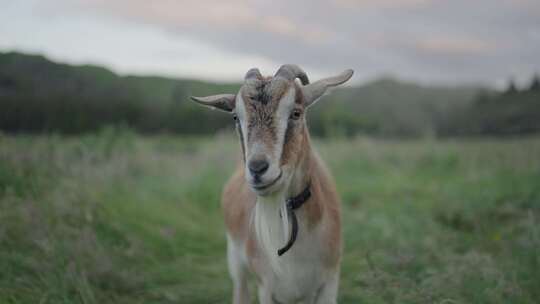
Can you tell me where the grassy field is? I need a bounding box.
[1,129,539,303]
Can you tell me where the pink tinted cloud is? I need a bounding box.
[416,37,499,55]
[57,0,332,44]
[62,0,256,28]
[334,0,432,9]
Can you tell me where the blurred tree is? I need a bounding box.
[504,78,518,95]
[474,90,493,105]
[529,74,540,92]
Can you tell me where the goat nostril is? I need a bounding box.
[248,159,269,176]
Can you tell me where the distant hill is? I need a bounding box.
[311,78,480,137]
[0,51,509,137]
[0,52,238,134]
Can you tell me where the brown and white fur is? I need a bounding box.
[191,65,353,304]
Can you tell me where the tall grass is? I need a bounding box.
[1,129,539,303]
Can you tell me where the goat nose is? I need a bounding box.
[248,159,269,176]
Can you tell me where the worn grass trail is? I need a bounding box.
[1,130,539,303]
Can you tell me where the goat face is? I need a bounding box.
[191,65,353,195]
[235,74,305,195]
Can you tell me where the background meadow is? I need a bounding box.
[1,129,539,303]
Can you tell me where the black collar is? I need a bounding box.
[277,183,311,256]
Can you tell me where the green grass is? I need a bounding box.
[1,129,539,303]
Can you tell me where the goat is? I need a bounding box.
[191,64,353,304]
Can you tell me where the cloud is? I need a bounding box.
[334,0,432,9]
[415,37,498,55]
[5,0,540,85]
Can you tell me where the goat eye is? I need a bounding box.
[290,109,302,120]
[233,114,238,121]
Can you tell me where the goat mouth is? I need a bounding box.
[252,171,282,191]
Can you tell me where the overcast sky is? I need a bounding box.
[1,0,539,87]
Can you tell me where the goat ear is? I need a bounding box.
[302,69,353,107]
[190,94,236,112]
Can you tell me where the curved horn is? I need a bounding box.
[302,69,354,107]
[274,64,309,85]
[190,94,236,112]
[245,68,262,81]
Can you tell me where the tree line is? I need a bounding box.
[438,76,540,137]
[1,52,538,138]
